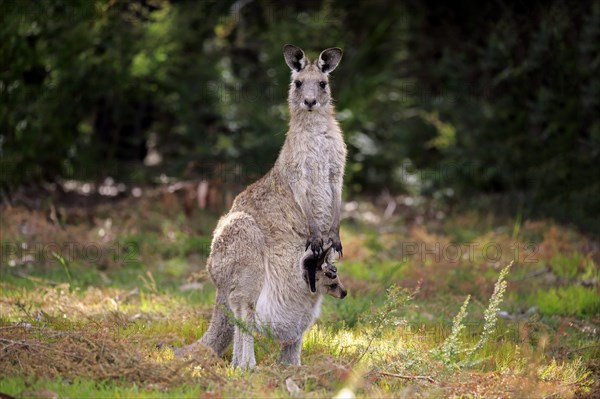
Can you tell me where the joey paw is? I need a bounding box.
[305,234,324,257]
[323,261,337,279]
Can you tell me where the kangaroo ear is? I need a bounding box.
[302,254,318,293]
[318,47,342,74]
[284,44,307,72]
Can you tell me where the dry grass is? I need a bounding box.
[0,324,223,388]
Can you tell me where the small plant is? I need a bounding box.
[434,261,513,366]
[466,261,512,357]
[52,252,72,285]
[353,284,418,365]
[439,294,471,364]
[139,271,159,294]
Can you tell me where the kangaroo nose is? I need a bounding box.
[340,288,347,299]
[304,99,317,107]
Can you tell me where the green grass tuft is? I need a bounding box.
[534,285,600,317]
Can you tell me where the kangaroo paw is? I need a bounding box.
[327,236,343,257]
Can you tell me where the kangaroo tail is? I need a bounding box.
[200,287,233,356]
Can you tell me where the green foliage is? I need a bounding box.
[2,0,599,233]
[323,291,376,328]
[549,252,583,280]
[534,286,600,317]
[0,0,229,186]
[407,1,600,232]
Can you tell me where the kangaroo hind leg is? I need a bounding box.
[221,212,265,369]
[279,338,302,365]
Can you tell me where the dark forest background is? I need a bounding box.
[1,0,599,234]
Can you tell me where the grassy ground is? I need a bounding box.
[1,191,598,398]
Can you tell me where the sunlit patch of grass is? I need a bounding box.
[120,317,209,346]
[171,284,216,306]
[152,344,176,363]
[538,357,593,386]
[1,278,209,326]
[0,377,204,399]
[136,291,183,314]
[303,324,342,356]
[493,343,528,375]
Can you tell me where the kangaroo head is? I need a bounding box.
[301,246,347,299]
[318,260,347,299]
[283,44,343,113]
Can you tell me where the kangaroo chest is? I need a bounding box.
[313,133,344,230]
[305,132,345,183]
[292,129,346,232]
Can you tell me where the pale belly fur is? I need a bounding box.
[255,282,323,344]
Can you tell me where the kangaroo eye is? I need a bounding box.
[319,81,327,89]
[295,80,302,88]
[328,283,338,289]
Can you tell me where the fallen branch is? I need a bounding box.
[566,344,600,355]
[379,371,435,383]
[510,267,549,281]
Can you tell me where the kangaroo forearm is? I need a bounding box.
[292,184,324,254]
[330,183,341,234]
[297,190,319,235]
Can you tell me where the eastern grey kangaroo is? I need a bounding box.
[190,45,346,368]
